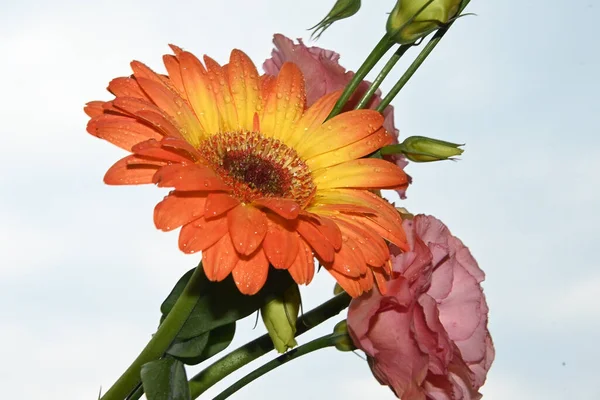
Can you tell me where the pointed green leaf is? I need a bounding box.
[166,323,236,365]
[141,358,191,400]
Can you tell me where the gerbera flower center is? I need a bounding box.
[198,131,315,205]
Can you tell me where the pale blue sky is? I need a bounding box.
[1,0,599,399]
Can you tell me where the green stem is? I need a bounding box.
[101,265,205,400]
[213,334,338,400]
[327,35,394,119]
[376,0,473,113]
[188,292,351,398]
[354,44,412,110]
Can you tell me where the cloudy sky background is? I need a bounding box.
[1,0,599,398]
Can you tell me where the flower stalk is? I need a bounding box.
[213,333,342,400]
[376,0,473,112]
[100,265,205,400]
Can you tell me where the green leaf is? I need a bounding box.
[160,265,294,340]
[141,357,191,400]
[166,323,236,365]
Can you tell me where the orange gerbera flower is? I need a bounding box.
[85,45,409,297]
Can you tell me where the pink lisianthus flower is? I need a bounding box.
[263,34,410,197]
[347,215,494,400]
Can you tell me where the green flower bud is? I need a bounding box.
[261,284,301,353]
[309,0,361,39]
[382,136,464,162]
[332,320,356,352]
[386,0,462,44]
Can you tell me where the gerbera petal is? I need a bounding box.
[179,51,221,136]
[84,101,105,118]
[203,234,239,282]
[153,164,229,191]
[204,193,240,219]
[295,110,382,159]
[112,97,183,138]
[326,267,363,298]
[287,237,315,285]
[104,155,165,185]
[154,192,207,231]
[232,249,269,295]
[260,62,306,141]
[306,127,393,170]
[328,237,367,278]
[228,50,260,131]
[263,215,299,269]
[373,264,391,295]
[227,204,268,256]
[204,55,239,131]
[88,114,163,151]
[107,77,146,99]
[135,77,205,147]
[162,55,186,97]
[259,75,276,111]
[178,216,228,254]
[308,214,342,250]
[296,218,335,263]
[335,219,389,267]
[132,139,194,163]
[313,159,408,190]
[286,91,341,149]
[252,198,300,220]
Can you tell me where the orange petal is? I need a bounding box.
[252,198,300,220]
[104,155,165,185]
[107,77,146,98]
[88,114,163,151]
[259,75,276,111]
[326,267,363,298]
[84,101,105,118]
[178,215,228,254]
[203,234,239,282]
[358,270,374,293]
[262,215,299,269]
[296,218,335,263]
[287,237,315,285]
[309,214,342,250]
[306,127,393,170]
[328,237,367,278]
[228,50,260,131]
[204,193,240,219]
[132,139,193,163]
[135,77,204,147]
[154,192,207,231]
[373,265,391,295]
[112,97,182,138]
[227,204,268,256]
[179,51,220,135]
[232,249,269,295]
[295,110,382,159]
[162,55,186,98]
[204,55,239,131]
[313,158,408,190]
[286,90,341,149]
[260,62,306,141]
[335,219,389,267]
[153,164,229,191]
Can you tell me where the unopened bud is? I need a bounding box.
[382,136,464,162]
[332,320,356,352]
[386,0,462,44]
[309,0,361,40]
[261,284,301,353]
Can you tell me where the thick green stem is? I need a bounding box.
[354,44,412,110]
[213,334,338,400]
[101,266,205,400]
[188,292,351,398]
[376,0,473,113]
[327,35,394,119]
